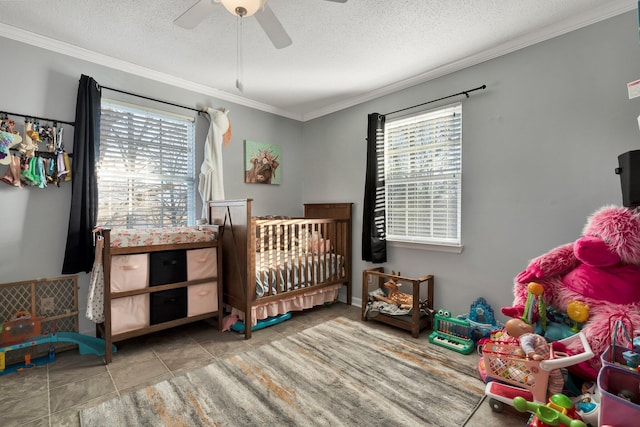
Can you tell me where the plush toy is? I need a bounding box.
[0,131,21,164]
[373,273,414,309]
[502,205,640,380]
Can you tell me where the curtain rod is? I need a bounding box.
[383,84,487,116]
[0,110,75,127]
[99,86,202,114]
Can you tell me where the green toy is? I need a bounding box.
[513,395,586,427]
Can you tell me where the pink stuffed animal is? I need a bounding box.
[502,205,640,380]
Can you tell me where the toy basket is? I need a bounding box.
[483,332,594,408]
[482,339,552,403]
[597,365,640,427]
[601,316,639,370]
[601,345,636,368]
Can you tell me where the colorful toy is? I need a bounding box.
[371,271,414,309]
[0,311,42,346]
[428,309,474,354]
[521,282,547,332]
[0,130,21,164]
[566,300,589,333]
[505,318,564,395]
[468,297,496,325]
[230,312,292,333]
[460,297,502,342]
[600,317,640,371]
[513,394,587,427]
[543,308,576,342]
[0,332,116,375]
[622,336,640,368]
[483,332,593,413]
[502,205,640,380]
[572,381,600,426]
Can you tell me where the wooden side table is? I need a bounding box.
[362,267,434,338]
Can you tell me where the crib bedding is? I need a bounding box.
[255,251,344,297]
[108,227,216,248]
[232,283,341,326]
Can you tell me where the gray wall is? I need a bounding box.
[0,37,304,334]
[303,11,640,320]
[1,11,639,334]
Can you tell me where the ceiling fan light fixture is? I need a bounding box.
[220,0,266,17]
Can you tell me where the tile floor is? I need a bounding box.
[0,303,527,427]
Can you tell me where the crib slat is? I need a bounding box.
[252,216,348,297]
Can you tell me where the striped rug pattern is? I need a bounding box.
[80,317,484,426]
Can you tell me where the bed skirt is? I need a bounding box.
[231,283,341,326]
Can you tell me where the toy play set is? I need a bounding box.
[477,202,640,427]
[482,332,593,412]
[0,311,114,375]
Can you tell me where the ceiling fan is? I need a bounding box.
[174,0,348,49]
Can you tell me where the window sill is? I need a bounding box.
[388,240,464,254]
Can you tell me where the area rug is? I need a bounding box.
[80,317,484,426]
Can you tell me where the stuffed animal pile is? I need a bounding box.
[502,205,640,380]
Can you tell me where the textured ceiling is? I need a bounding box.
[0,0,636,120]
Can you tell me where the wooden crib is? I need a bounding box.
[208,199,352,339]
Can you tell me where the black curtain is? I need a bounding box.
[362,113,387,263]
[62,75,101,274]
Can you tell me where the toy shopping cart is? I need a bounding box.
[483,332,593,413]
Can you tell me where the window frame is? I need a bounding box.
[383,102,463,253]
[97,99,197,229]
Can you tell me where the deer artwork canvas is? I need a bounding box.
[244,140,281,185]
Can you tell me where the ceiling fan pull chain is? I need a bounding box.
[236,14,244,92]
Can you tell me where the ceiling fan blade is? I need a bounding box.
[174,0,218,29]
[254,4,292,49]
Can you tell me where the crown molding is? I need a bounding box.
[0,23,303,121]
[0,0,635,123]
[302,1,636,121]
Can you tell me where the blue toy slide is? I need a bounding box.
[1,332,116,356]
[49,332,117,356]
[0,332,116,375]
[231,312,292,333]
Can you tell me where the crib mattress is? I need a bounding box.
[109,227,216,248]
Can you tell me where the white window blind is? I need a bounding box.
[98,100,196,229]
[384,102,462,247]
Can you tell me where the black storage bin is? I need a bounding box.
[149,250,187,286]
[150,288,187,325]
[616,150,640,208]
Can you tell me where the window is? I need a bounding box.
[97,100,196,229]
[384,102,462,249]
